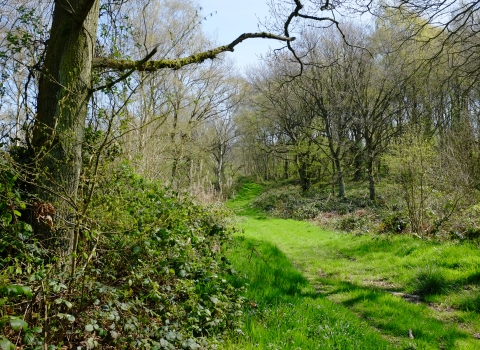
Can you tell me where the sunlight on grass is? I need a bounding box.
[227,182,264,216]
[224,237,394,350]
[225,183,480,349]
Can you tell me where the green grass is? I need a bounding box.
[223,237,395,349]
[224,182,480,349]
[227,181,264,216]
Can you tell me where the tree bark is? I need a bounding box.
[296,154,310,192]
[32,0,100,257]
[334,157,346,198]
[284,158,289,180]
[367,155,376,201]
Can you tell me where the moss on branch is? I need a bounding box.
[92,32,295,72]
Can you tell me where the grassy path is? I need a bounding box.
[224,183,480,349]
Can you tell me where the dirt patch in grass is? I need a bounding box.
[363,278,397,290]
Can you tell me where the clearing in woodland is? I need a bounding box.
[224,182,480,349]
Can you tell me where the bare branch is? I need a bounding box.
[92,32,295,72]
[283,0,305,76]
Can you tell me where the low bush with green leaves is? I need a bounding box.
[252,185,378,220]
[0,163,244,349]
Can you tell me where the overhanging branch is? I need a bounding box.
[91,45,159,92]
[92,32,295,72]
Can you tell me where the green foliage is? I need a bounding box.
[0,162,244,349]
[247,180,480,239]
[379,213,409,234]
[251,184,384,220]
[338,214,373,233]
[384,129,480,238]
[384,132,437,234]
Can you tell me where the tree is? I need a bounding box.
[249,61,323,191]
[344,20,420,200]
[294,26,362,197]
[206,99,240,196]
[384,0,480,79]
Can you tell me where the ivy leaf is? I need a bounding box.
[86,337,97,349]
[0,337,14,350]
[65,314,75,323]
[120,302,130,311]
[0,285,31,298]
[10,318,28,331]
[21,286,32,299]
[23,332,35,345]
[31,327,42,333]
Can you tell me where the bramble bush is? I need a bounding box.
[0,162,244,349]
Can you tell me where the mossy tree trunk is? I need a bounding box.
[32,0,100,257]
[296,153,311,192]
[366,152,376,201]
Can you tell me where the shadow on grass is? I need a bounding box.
[466,271,480,285]
[226,236,395,349]
[228,237,320,302]
[314,277,470,349]
[225,182,476,348]
[227,236,473,349]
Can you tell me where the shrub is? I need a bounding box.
[251,186,304,218]
[378,213,408,234]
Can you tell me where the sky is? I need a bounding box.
[199,0,285,72]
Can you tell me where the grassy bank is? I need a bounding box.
[224,182,480,349]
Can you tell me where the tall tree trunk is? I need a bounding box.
[32,0,100,257]
[296,154,310,192]
[326,128,345,198]
[214,143,224,194]
[367,155,376,201]
[334,157,345,198]
[284,158,289,180]
[352,128,363,182]
[353,150,363,182]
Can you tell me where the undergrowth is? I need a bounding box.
[227,181,480,349]
[0,163,243,349]
[251,183,480,239]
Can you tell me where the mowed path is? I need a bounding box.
[228,185,480,349]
